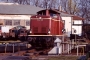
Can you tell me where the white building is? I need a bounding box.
[60,12,84,37]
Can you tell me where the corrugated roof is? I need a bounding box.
[59,11,84,20]
[72,16,84,20]
[0,3,44,15]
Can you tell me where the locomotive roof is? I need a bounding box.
[37,9,60,14]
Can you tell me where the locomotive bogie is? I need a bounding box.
[27,36,55,50]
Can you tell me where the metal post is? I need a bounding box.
[13,44,14,53]
[77,45,78,56]
[57,43,59,55]
[68,44,69,54]
[5,43,7,54]
[63,35,64,52]
[63,44,64,53]
[75,34,76,44]
[82,47,84,55]
[57,47,59,55]
[70,42,71,53]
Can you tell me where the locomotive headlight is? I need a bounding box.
[48,29,50,34]
[30,29,32,33]
[62,29,66,33]
[30,31,32,33]
[39,17,42,19]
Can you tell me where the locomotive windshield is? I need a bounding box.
[50,13,57,18]
[49,10,59,18]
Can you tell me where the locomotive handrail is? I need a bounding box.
[31,17,62,21]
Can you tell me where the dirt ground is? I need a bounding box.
[48,55,79,60]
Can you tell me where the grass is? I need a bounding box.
[0,40,21,43]
[48,55,79,60]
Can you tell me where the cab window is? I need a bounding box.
[50,13,57,18]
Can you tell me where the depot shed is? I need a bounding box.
[0,3,44,29]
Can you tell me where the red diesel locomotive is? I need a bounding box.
[30,9,63,35]
[27,9,64,49]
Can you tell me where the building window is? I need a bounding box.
[26,20,30,26]
[13,20,20,25]
[72,20,82,26]
[5,20,12,25]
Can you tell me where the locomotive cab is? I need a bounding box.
[37,9,60,19]
[30,9,63,35]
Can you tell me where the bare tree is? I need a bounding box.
[78,0,90,24]
[67,0,78,14]
[59,0,78,14]
[60,0,68,12]
[31,0,41,7]
[7,0,8,2]
[11,0,31,5]
[41,0,50,9]
[48,0,58,9]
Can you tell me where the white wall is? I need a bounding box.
[61,17,72,37]
[0,15,31,29]
[72,20,82,36]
